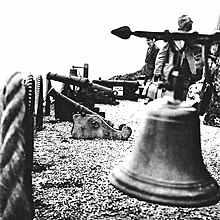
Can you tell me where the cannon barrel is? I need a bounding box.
[48,87,98,115]
[92,79,139,100]
[47,72,116,97]
[88,82,117,97]
[92,79,139,88]
[46,72,90,87]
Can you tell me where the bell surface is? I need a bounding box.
[109,97,220,207]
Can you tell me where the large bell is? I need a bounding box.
[109,97,220,207]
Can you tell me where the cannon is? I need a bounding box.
[47,87,106,121]
[92,79,140,101]
[48,87,105,118]
[45,72,119,120]
[46,72,117,97]
[46,72,90,88]
[48,88,132,140]
[46,72,118,107]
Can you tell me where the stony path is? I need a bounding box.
[33,100,220,220]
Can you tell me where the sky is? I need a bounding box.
[0,0,220,88]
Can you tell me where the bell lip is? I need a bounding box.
[118,166,214,187]
[109,167,220,208]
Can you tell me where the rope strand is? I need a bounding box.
[0,72,31,220]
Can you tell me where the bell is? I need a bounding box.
[109,97,220,207]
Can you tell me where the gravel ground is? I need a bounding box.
[33,99,220,220]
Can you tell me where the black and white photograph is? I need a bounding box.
[0,0,220,219]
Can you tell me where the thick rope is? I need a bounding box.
[0,72,31,220]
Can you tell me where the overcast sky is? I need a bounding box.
[0,0,220,88]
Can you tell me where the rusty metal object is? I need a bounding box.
[46,71,118,120]
[109,97,220,207]
[48,88,105,121]
[71,114,132,140]
[47,72,116,97]
[46,72,90,88]
[88,83,117,98]
[92,79,139,101]
[46,72,118,106]
[48,88,130,139]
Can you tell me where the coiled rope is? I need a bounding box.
[0,72,31,220]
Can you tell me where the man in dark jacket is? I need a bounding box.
[142,38,159,85]
[153,15,204,100]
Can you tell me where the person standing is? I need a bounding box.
[142,38,159,85]
[153,15,204,100]
[203,42,220,125]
